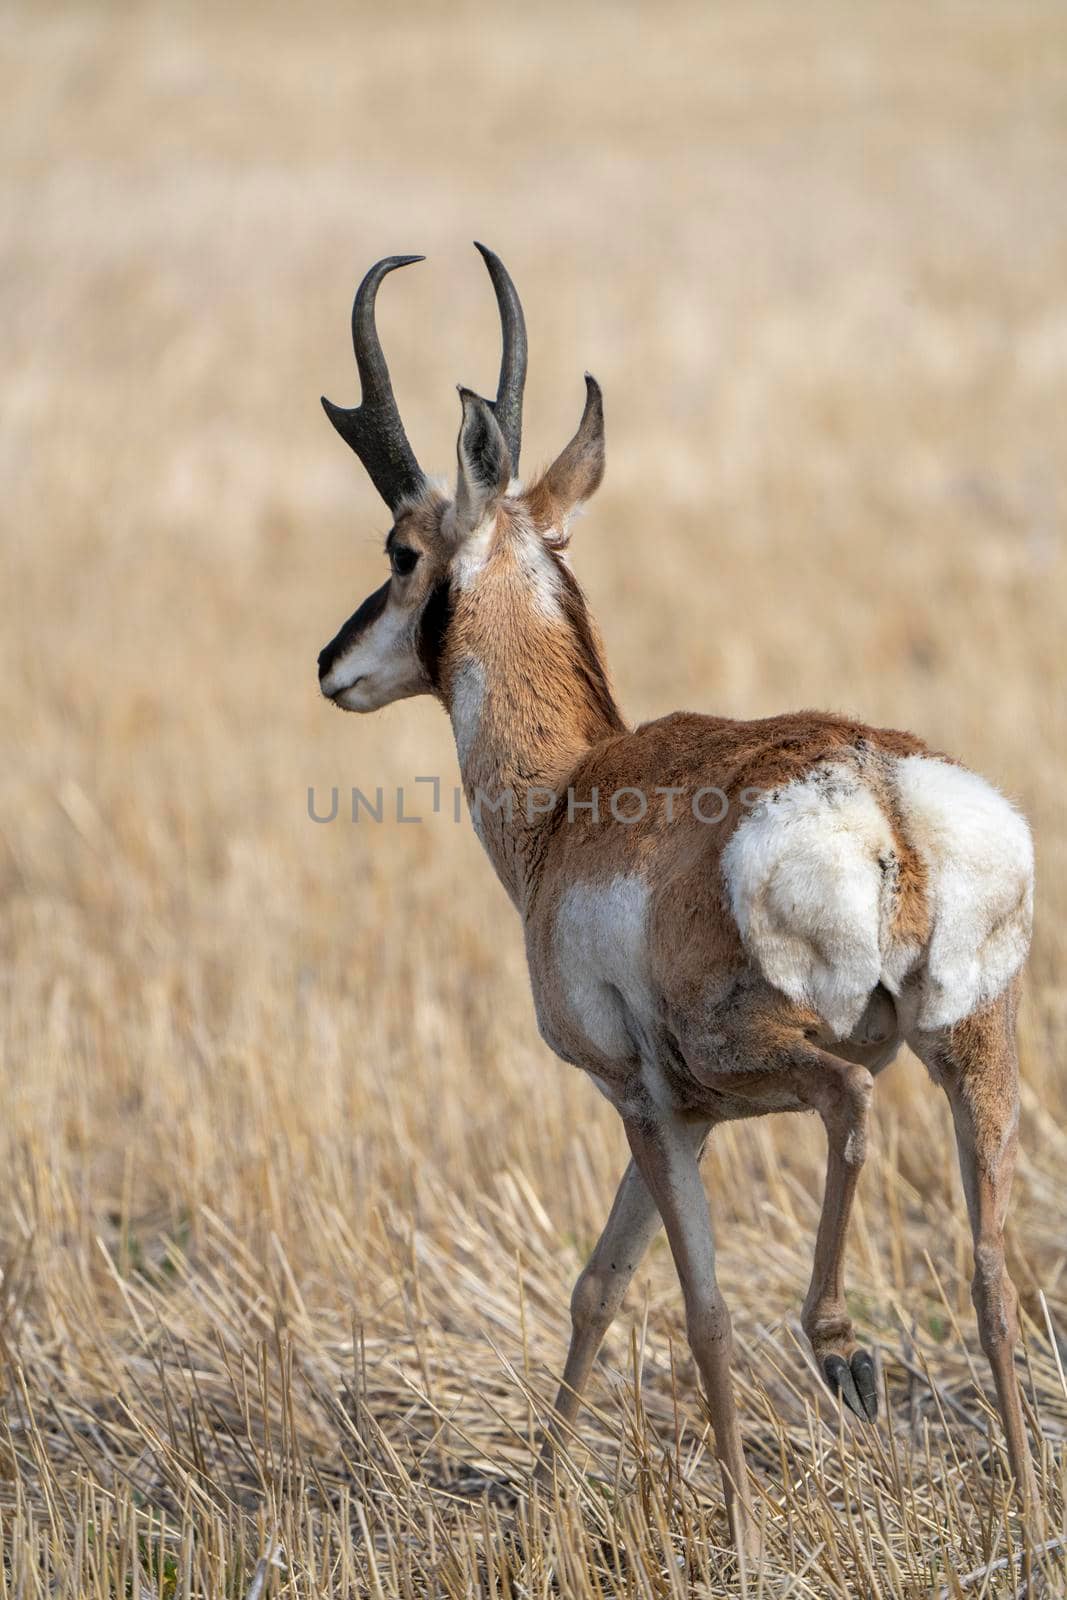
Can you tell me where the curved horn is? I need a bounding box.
[321,255,427,512]
[474,242,527,474]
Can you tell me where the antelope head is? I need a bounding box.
[317,245,606,713]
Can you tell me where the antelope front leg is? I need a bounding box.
[534,1157,660,1483]
[797,1056,878,1421]
[624,1109,753,1554]
[535,1128,709,1485]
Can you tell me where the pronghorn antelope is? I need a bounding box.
[316,246,1036,1547]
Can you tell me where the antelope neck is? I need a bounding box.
[443,569,623,907]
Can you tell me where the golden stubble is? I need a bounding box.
[1,1,1065,1592]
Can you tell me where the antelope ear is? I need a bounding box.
[453,388,512,538]
[527,375,604,533]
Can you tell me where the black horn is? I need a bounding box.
[474,242,527,474]
[321,255,427,512]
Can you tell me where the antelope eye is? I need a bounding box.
[391,545,419,577]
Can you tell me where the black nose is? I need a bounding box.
[317,644,334,683]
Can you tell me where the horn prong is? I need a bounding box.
[322,255,427,512]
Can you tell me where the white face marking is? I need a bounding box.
[893,755,1033,1030]
[320,598,423,711]
[554,876,653,1063]
[722,764,895,1040]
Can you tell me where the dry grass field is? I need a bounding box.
[2,2,1067,1594]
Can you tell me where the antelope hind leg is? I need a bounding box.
[911,986,1038,1510]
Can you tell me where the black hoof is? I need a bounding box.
[822,1350,878,1422]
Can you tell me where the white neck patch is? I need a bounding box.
[512,528,564,621]
[449,657,487,770]
[450,518,496,590]
[449,513,563,625]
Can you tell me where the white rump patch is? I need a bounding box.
[894,756,1033,1030]
[554,875,653,1062]
[722,765,895,1039]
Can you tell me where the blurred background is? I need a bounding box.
[2,3,1065,1593]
